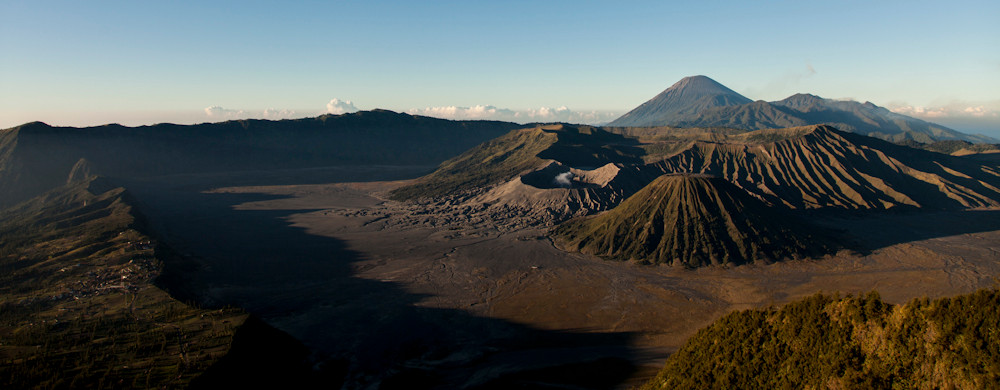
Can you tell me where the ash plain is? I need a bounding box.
[123,165,1000,388]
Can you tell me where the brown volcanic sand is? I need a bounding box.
[207,177,1000,386]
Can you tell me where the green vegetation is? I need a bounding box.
[641,290,1000,389]
[0,179,248,389]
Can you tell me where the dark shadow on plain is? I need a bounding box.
[799,208,1000,254]
[123,173,640,389]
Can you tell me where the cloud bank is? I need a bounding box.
[203,98,359,121]
[204,100,622,126]
[204,106,302,120]
[406,105,622,125]
[326,99,359,115]
[889,101,1000,138]
[888,101,1000,120]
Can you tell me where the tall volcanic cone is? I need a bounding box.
[608,75,752,127]
[553,174,835,267]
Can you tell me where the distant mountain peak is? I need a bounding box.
[10,121,52,132]
[662,75,747,100]
[608,75,752,127]
[783,93,823,101]
[670,75,733,92]
[672,75,714,86]
[774,93,827,110]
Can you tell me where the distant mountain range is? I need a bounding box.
[0,110,519,208]
[609,75,995,143]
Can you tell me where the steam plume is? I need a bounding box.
[553,172,574,188]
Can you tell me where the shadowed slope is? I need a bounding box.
[648,125,1000,209]
[0,179,318,388]
[553,175,835,267]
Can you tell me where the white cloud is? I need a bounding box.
[204,106,246,118]
[888,101,1000,120]
[204,98,359,121]
[201,100,624,125]
[888,101,1000,138]
[204,106,302,120]
[963,106,989,117]
[890,105,949,118]
[407,105,622,125]
[262,108,297,119]
[326,98,358,115]
[407,105,516,120]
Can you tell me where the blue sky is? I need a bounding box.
[2,0,998,137]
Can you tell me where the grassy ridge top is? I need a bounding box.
[641,289,1000,389]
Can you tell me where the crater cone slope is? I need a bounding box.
[554,174,836,267]
[390,124,650,220]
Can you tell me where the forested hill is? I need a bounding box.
[642,289,1000,389]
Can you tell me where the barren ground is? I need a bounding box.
[124,166,1000,388]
